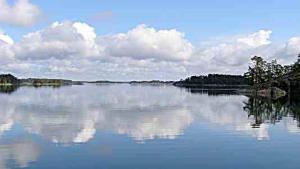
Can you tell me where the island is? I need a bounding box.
[173,54,300,99]
[0,74,83,87]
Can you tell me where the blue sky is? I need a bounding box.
[0,0,299,80]
[3,0,300,42]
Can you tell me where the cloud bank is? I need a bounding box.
[0,21,299,80]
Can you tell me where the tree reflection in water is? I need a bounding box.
[0,85,19,94]
[243,95,300,128]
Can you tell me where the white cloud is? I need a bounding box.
[73,22,97,46]
[13,22,194,63]
[237,30,272,47]
[187,30,276,74]
[14,21,101,60]
[0,0,41,27]
[98,24,194,61]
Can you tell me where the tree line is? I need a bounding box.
[174,74,247,86]
[0,74,74,86]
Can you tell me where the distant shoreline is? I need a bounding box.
[0,73,250,88]
[0,74,178,86]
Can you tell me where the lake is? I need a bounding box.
[0,84,300,169]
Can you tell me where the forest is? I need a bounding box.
[173,74,247,87]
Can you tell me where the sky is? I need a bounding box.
[0,0,300,81]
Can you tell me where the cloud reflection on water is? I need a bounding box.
[0,85,299,144]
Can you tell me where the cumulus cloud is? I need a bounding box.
[14,21,101,60]
[0,0,41,27]
[0,22,195,80]
[98,24,194,61]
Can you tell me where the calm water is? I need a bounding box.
[0,84,300,169]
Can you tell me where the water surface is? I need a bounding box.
[0,84,300,169]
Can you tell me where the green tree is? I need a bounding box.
[245,56,267,85]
